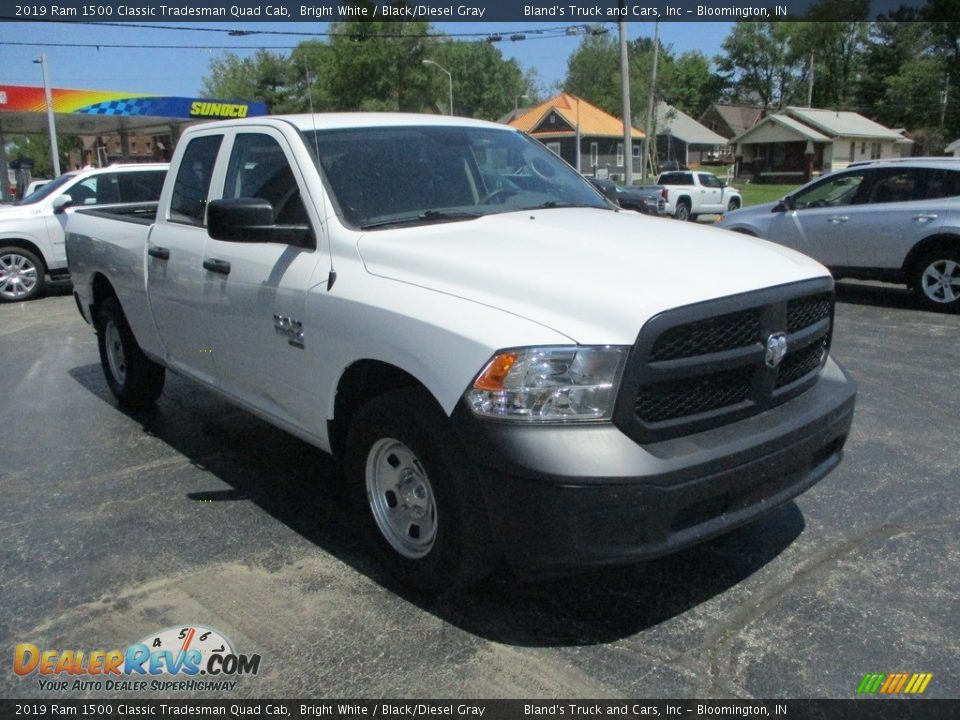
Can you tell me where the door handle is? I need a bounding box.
[203,258,231,275]
[912,214,938,222]
[148,246,170,260]
[827,216,849,223]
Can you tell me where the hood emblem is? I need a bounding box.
[765,332,788,368]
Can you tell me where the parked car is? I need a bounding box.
[0,164,167,302]
[588,177,665,216]
[65,114,855,594]
[716,158,960,312]
[656,170,742,221]
[21,180,50,199]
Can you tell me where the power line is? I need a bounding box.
[10,18,597,40]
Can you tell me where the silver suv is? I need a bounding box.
[716,158,960,311]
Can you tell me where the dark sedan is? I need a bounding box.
[589,178,666,216]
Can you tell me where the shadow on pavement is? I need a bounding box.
[69,362,805,647]
[834,280,925,312]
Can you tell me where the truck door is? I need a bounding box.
[696,173,724,213]
[202,129,329,432]
[146,133,225,385]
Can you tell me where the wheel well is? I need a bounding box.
[91,273,118,318]
[731,228,757,237]
[0,239,47,272]
[328,360,427,460]
[902,234,960,278]
[676,195,692,207]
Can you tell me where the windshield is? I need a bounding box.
[306,125,609,229]
[15,173,77,205]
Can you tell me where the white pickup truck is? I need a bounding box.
[0,163,167,302]
[66,114,856,593]
[656,170,743,221]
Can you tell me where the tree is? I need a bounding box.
[717,22,807,109]
[201,50,293,111]
[563,33,621,116]
[7,133,82,178]
[429,41,526,120]
[665,51,726,118]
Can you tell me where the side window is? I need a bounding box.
[119,170,166,203]
[70,174,120,205]
[923,169,960,200]
[793,172,868,209]
[170,135,223,226]
[223,133,308,228]
[698,173,722,188]
[867,169,921,204]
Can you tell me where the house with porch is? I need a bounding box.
[653,101,728,168]
[699,103,764,141]
[506,92,644,181]
[731,107,912,184]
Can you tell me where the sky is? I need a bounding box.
[0,20,733,99]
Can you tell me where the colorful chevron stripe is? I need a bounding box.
[857,672,933,694]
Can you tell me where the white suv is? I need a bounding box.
[717,158,960,311]
[0,163,167,302]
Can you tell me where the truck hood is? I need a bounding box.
[357,208,828,345]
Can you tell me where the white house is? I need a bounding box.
[731,107,912,183]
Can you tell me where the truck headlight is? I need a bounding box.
[465,346,628,422]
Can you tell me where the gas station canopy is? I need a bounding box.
[0,84,268,135]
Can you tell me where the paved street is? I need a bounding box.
[1,284,958,699]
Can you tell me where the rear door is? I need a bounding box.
[146,132,225,384]
[843,167,951,271]
[696,173,724,213]
[202,128,329,431]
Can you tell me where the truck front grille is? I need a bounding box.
[613,280,835,442]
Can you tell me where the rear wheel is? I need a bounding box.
[912,250,960,312]
[96,297,166,407]
[675,201,692,222]
[345,388,494,595]
[0,246,45,302]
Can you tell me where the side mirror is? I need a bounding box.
[772,196,793,213]
[52,195,73,214]
[207,198,311,246]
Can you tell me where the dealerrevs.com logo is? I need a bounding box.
[14,625,261,692]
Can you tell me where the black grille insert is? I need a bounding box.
[649,309,760,361]
[613,279,835,443]
[636,366,753,423]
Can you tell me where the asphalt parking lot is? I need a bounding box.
[1,283,958,699]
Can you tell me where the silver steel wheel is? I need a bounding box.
[0,251,38,300]
[365,437,438,559]
[921,258,960,304]
[104,320,128,386]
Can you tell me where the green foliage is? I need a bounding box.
[7,133,82,178]
[717,22,807,109]
[200,23,527,121]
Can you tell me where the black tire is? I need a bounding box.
[912,249,960,312]
[0,246,45,303]
[675,201,692,222]
[727,198,741,212]
[96,297,166,407]
[344,387,494,595]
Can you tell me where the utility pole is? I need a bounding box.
[641,21,659,181]
[619,14,632,185]
[807,52,815,107]
[34,54,61,177]
[941,73,950,129]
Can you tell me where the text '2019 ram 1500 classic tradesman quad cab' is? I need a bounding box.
[66,115,856,594]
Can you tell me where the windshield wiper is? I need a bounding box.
[359,209,481,230]
[519,201,600,211]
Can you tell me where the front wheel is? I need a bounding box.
[96,297,166,407]
[912,250,960,312]
[345,388,494,595]
[727,197,741,212]
[0,246,45,302]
